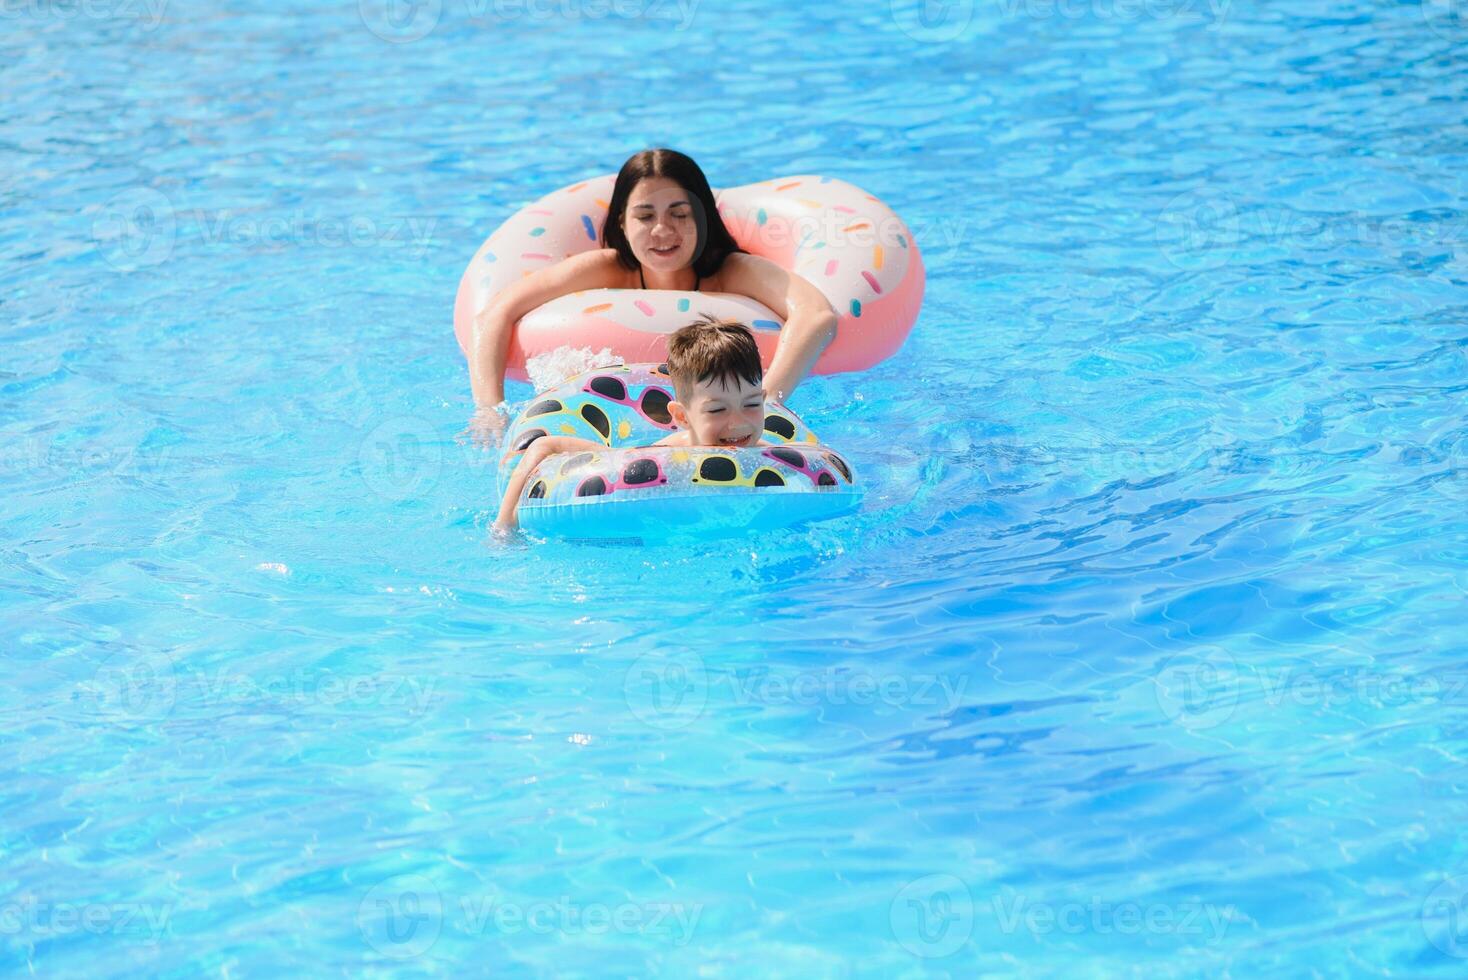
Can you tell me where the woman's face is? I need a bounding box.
[622,176,697,274]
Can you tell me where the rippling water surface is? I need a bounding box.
[4,1,1467,975]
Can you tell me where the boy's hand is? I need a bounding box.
[494,437,555,532]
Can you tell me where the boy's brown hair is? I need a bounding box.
[665,314,763,401]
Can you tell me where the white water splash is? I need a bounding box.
[525,346,623,393]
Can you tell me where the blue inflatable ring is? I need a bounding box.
[498,364,861,541]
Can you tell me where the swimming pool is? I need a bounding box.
[3,0,1466,974]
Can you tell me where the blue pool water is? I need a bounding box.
[4,1,1467,975]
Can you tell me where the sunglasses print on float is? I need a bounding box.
[690,454,788,488]
[521,451,597,501]
[573,456,670,498]
[761,413,798,442]
[761,447,852,487]
[505,398,616,458]
[582,376,675,428]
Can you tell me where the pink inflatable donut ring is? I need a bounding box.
[452,174,925,382]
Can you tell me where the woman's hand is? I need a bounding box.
[469,251,624,410]
[463,403,511,451]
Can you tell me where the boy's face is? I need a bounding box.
[669,373,766,448]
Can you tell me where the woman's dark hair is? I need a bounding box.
[602,148,743,279]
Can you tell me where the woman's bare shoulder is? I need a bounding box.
[703,250,761,290]
[707,251,793,297]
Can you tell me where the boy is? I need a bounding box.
[495,316,770,531]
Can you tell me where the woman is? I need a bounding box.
[469,148,838,439]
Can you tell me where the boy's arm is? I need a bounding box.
[495,436,604,531]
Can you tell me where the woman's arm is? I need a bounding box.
[716,253,838,403]
[494,436,605,531]
[471,249,627,408]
